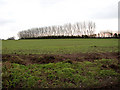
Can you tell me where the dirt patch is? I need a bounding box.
[60,52,119,63]
[2,52,119,65]
[2,54,64,65]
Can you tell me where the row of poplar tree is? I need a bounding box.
[18,21,96,39]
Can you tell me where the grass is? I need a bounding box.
[2,39,120,88]
[2,59,120,88]
[2,39,118,54]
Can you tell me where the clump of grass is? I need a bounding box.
[94,59,118,66]
[62,59,73,64]
[11,56,25,64]
[36,55,55,64]
[99,70,119,77]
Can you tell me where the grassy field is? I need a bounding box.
[2,39,120,88]
[2,39,118,54]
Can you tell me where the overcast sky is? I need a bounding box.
[0,0,119,39]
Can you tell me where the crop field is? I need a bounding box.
[2,39,118,54]
[2,39,120,89]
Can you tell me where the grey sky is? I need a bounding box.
[0,0,119,39]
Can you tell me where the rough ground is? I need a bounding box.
[2,52,120,65]
[2,52,120,89]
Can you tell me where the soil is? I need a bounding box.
[2,52,119,65]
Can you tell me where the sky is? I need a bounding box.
[0,0,119,39]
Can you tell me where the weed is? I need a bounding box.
[2,58,120,88]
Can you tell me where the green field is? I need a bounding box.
[2,39,120,88]
[2,39,118,54]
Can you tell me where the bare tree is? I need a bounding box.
[18,21,96,39]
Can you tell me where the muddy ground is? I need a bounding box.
[2,52,120,65]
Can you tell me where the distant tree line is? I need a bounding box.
[7,37,15,40]
[18,21,96,39]
[113,33,120,38]
[6,33,120,40]
[97,32,120,38]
